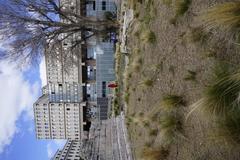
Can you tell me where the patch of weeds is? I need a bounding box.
[184,70,197,81]
[143,120,150,128]
[161,95,185,111]
[162,0,172,7]
[127,117,133,123]
[124,92,130,104]
[132,87,136,92]
[142,147,169,160]
[134,30,141,38]
[139,112,144,117]
[151,112,160,122]
[144,141,153,148]
[175,0,192,17]
[140,30,157,43]
[159,113,183,146]
[155,61,164,72]
[137,97,141,102]
[189,27,209,44]
[143,79,154,87]
[202,49,217,58]
[149,129,158,137]
[131,113,136,117]
[134,11,140,18]
[132,57,143,72]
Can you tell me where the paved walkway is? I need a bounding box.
[81,113,133,160]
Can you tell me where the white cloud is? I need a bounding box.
[39,57,47,87]
[0,61,40,153]
[47,140,66,158]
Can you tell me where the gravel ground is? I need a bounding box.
[122,0,240,159]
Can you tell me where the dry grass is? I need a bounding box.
[190,63,240,118]
[140,30,156,43]
[188,63,240,145]
[160,95,185,111]
[175,0,192,17]
[132,56,143,72]
[159,113,183,146]
[149,129,159,137]
[189,27,209,44]
[143,79,154,87]
[200,2,240,40]
[184,70,197,81]
[162,0,172,7]
[142,147,169,160]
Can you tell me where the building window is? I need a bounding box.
[87,1,95,10]
[102,81,106,97]
[102,1,106,10]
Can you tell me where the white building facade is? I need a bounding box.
[51,140,83,160]
[34,95,86,140]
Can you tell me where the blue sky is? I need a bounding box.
[0,57,65,160]
[0,1,65,159]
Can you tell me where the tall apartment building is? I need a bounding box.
[34,0,117,140]
[33,0,88,140]
[51,140,83,160]
[33,95,86,140]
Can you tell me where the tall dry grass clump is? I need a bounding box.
[189,63,240,144]
[159,113,182,146]
[191,63,240,117]
[160,95,185,111]
[175,0,192,17]
[200,2,240,40]
[158,94,185,146]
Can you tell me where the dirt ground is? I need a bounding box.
[118,0,240,160]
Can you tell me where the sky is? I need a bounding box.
[0,57,65,160]
[0,1,66,159]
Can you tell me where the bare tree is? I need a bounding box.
[0,0,118,65]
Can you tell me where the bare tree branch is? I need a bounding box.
[0,0,118,66]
